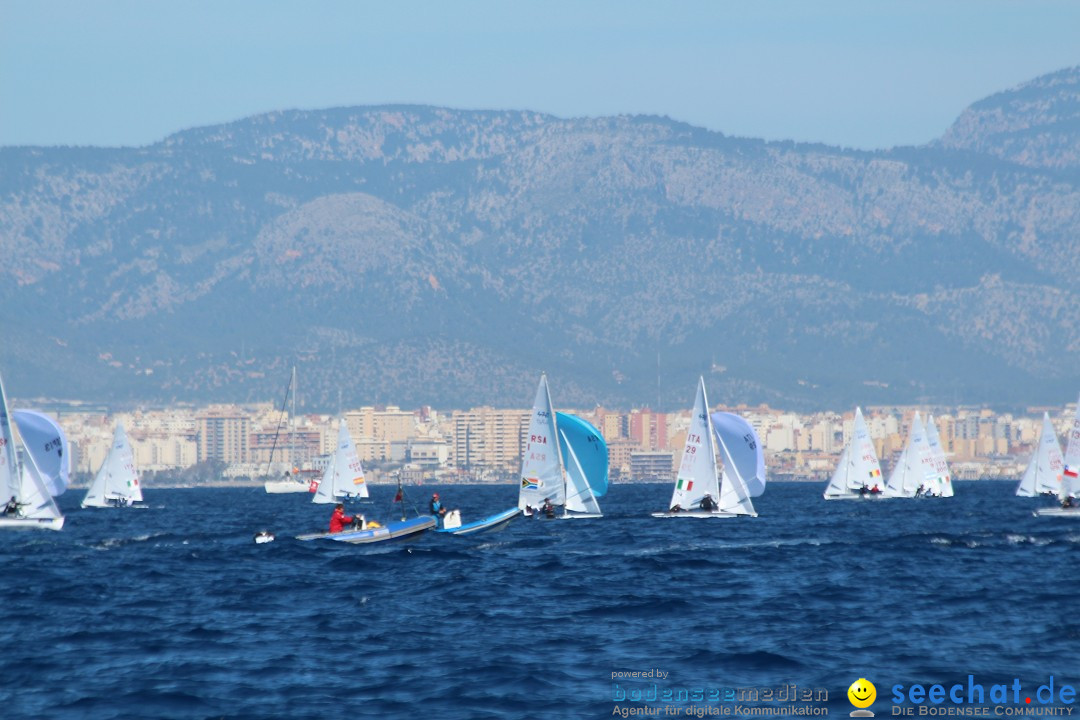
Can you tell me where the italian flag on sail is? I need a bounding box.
[676,478,693,492]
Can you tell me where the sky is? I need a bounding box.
[1,0,1078,150]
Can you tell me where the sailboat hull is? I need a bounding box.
[1034,507,1080,518]
[557,512,602,520]
[436,507,520,534]
[0,515,64,531]
[264,480,311,494]
[650,510,755,519]
[823,494,886,501]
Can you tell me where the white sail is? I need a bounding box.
[1017,412,1065,497]
[667,377,720,510]
[561,428,601,516]
[824,408,884,499]
[83,424,142,508]
[714,431,757,516]
[518,374,565,510]
[884,412,936,498]
[0,371,63,529]
[1062,394,1080,499]
[711,412,767,498]
[1018,413,1064,497]
[12,409,69,496]
[312,419,367,504]
[924,415,954,498]
[824,444,853,498]
[0,374,20,506]
[18,451,63,521]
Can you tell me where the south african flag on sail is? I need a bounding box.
[521,477,539,490]
[676,478,693,492]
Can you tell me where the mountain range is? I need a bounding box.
[2,66,1079,412]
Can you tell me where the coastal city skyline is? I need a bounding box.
[40,394,1079,485]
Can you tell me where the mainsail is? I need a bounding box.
[312,419,367,504]
[1017,412,1065,497]
[668,377,720,511]
[1061,394,1080,500]
[518,374,565,510]
[924,415,954,498]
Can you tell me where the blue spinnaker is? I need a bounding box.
[556,412,609,498]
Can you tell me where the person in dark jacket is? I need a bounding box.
[329,503,357,533]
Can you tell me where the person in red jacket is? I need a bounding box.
[329,503,357,533]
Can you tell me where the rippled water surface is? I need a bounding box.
[1,482,1076,719]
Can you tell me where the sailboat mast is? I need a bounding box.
[290,365,297,470]
[263,369,293,478]
[704,399,721,503]
[544,377,568,516]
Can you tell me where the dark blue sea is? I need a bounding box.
[2,481,1077,719]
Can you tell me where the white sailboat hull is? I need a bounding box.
[1034,507,1080,518]
[0,515,64,531]
[557,512,602,520]
[823,493,886,501]
[650,510,756,519]
[264,479,310,494]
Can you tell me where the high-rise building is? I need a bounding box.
[630,451,674,482]
[196,406,251,463]
[629,409,668,451]
[450,407,529,472]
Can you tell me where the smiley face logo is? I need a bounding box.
[848,678,876,709]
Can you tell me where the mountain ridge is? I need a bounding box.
[2,69,1079,412]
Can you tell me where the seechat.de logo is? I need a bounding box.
[848,678,877,717]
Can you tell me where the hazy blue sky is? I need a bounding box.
[2,0,1078,150]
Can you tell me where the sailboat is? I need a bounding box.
[823,407,885,500]
[82,424,144,508]
[652,377,760,518]
[882,412,937,499]
[1035,394,1080,518]
[1016,412,1064,497]
[264,366,312,494]
[923,415,955,498]
[516,374,606,519]
[311,419,368,504]
[0,371,64,530]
